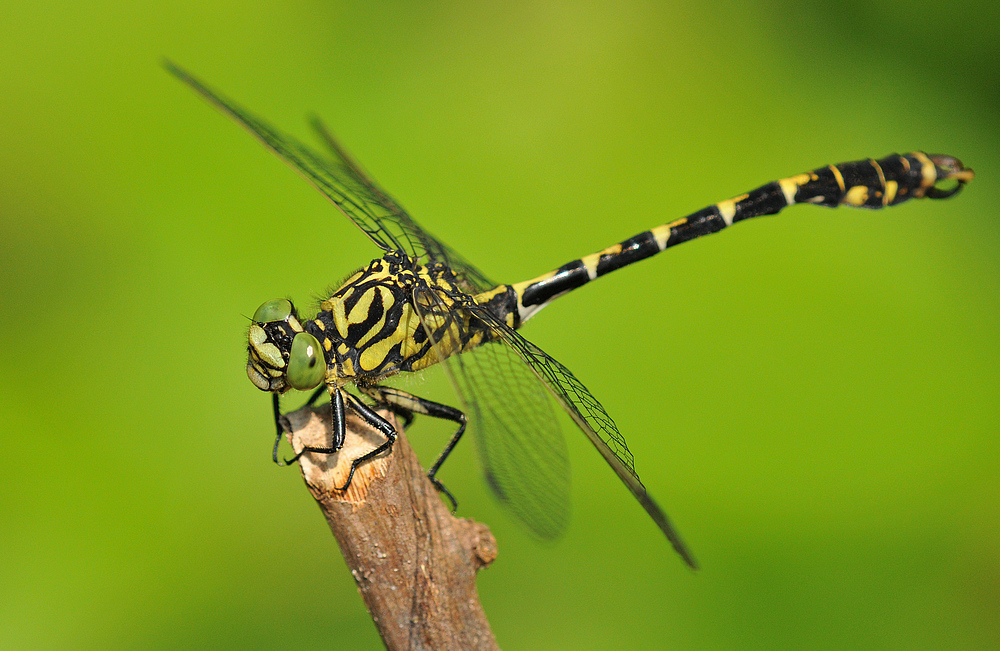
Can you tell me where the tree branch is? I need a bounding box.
[283,403,499,650]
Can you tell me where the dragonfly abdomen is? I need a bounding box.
[512,152,973,323]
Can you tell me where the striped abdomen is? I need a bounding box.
[512,152,973,323]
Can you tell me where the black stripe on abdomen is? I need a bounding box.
[665,205,728,247]
[595,231,660,277]
[520,259,591,308]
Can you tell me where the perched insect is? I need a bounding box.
[167,62,973,568]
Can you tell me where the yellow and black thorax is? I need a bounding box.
[248,252,521,394]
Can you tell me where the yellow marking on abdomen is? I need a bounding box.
[778,173,810,206]
[870,158,886,193]
[843,185,869,206]
[828,165,845,192]
[581,252,600,280]
[717,193,747,226]
[911,151,937,189]
[652,220,684,249]
[883,180,898,205]
[511,270,556,298]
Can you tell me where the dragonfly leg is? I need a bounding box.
[334,392,398,492]
[361,386,418,429]
[395,408,416,431]
[359,385,466,512]
[271,393,286,466]
[373,395,416,430]
[424,408,467,512]
[279,388,399,492]
[284,387,347,465]
[303,385,326,408]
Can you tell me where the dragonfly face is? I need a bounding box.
[247,298,326,393]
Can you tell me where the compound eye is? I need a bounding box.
[253,298,293,324]
[287,333,326,390]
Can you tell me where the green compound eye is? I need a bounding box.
[287,333,326,390]
[253,298,293,324]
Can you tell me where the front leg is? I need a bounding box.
[283,387,348,465]
[276,387,411,494]
[271,393,286,465]
[334,393,399,492]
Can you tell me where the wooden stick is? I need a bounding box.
[283,403,499,650]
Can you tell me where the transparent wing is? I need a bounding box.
[308,116,496,293]
[165,61,495,293]
[465,304,698,568]
[444,339,571,539]
[411,285,571,539]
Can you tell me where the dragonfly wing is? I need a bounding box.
[411,285,571,539]
[445,339,571,539]
[310,116,496,293]
[166,62,497,291]
[466,304,698,568]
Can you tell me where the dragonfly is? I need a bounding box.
[167,62,973,568]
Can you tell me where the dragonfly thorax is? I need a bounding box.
[247,298,327,393]
[313,256,432,381]
[306,253,503,383]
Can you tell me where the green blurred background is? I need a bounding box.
[2,0,997,648]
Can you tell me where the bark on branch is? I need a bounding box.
[282,403,499,650]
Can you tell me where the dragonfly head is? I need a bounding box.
[246,298,326,393]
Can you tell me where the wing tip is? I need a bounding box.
[162,59,195,86]
[673,537,700,571]
[636,491,699,569]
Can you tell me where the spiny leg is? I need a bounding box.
[272,388,343,466]
[359,385,467,512]
[278,386,401,492]
[283,387,348,465]
[335,392,398,492]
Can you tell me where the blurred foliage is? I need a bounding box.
[1,0,997,649]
